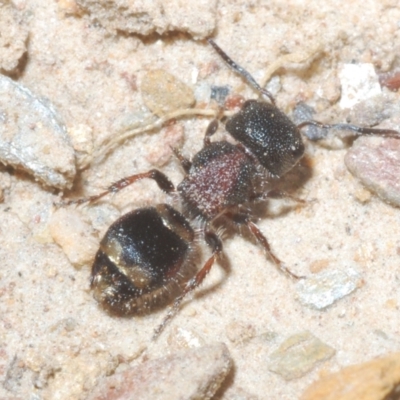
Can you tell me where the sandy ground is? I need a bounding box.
[1,0,400,399]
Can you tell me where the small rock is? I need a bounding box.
[379,68,400,92]
[0,75,76,189]
[57,0,83,16]
[292,102,327,141]
[49,208,99,268]
[353,184,373,204]
[76,0,217,39]
[86,343,232,400]
[68,124,94,170]
[210,85,231,106]
[224,93,245,111]
[166,326,205,350]
[296,268,362,310]
[226,321,257,344]
[345,136,400,207]
[43,351,118,400]
[339,64,381,109]
[301,352,400,400]
[268,332,336,380]
[309,259,330,274]
[141,69,195,117]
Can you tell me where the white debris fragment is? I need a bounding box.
[296,268,362,310]
[0,75,76,189]
[339,63,381,109]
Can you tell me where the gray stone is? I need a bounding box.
[0,75,76,189]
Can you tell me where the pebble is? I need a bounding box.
[345,136,400,207]
[210,85,231,106]
[49,208,99,268]
[166,326,206,350]
[0,75,76,189]
[141,69,195,117]
[268,331,335,380]
[86,343,232,400]
[379,68,400,92]
[67,124,94,170]
[292,102,328,141]
[301,352,400,400]
[225,321,257,344]
[57,0,82,16]
[296,268,362,310]
[42,351,118,400]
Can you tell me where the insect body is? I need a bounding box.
[67,39,399,339]
[91,204,198,317]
